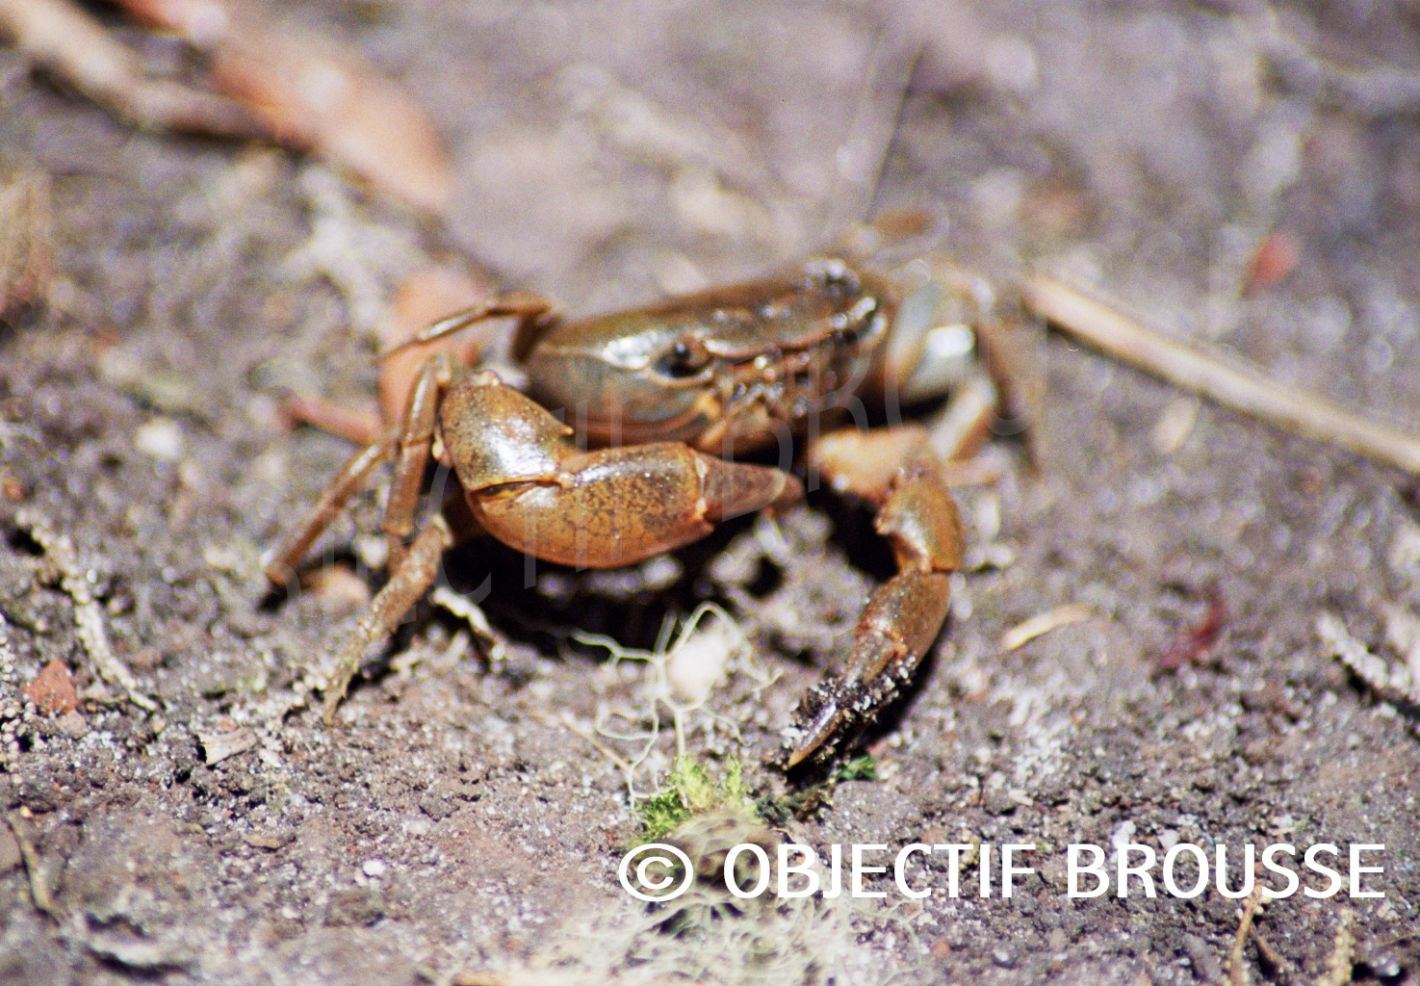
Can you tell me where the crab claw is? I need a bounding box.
[784,568,953,769]
[785,432,962,770]
[441,371,803,569]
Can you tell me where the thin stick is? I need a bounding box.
[0,0,263,138]
[1226,882,1266,986]
[5,813,58,918]
[999,603,1094,653]
[1022,275,1420,475]
[18,508,158,712]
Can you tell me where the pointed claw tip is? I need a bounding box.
[783,694,842,770]
[783,742,814,771]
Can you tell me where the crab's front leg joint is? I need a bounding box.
[382,353,455,572]
[787,427,963,768]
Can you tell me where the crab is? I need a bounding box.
[265,242,1014,768]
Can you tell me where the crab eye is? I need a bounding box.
[654,337,712,379]
[803,257,860,295]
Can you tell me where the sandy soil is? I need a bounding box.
[1,1,1418,983]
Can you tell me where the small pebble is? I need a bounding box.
[23,659,79,715]
[134,418,184,462]
[56,711,88,738]
[310,565,372,613]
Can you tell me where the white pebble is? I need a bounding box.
[134,418,183,462]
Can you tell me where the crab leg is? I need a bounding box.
[263,430,397,588]
[789,425,964,767]
[382,353,454,571]
[266,299,544,585]
[383,291,558,357]
[322,513,454,722]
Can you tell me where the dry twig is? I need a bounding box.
[1022,276,1420,476]
[0,0,264,136]
[1317,611,1420,706]
[999,603,1093,652]
[0,169,53,322]
[17,509,158,713]
[1226,882,1267,986]
[0,0,451,213]
[5,812,58,918]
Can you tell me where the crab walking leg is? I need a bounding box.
[382,353,454,572]
[263,430,398,587]
[278,393,384,446]
[322,514,454,722]
[924,371,1000,464]
[790,427,964,767]
[382,291,558,356]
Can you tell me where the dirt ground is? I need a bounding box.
[2,0,1419,983]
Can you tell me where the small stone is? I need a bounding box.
[1181,934,1221,981]
[128,647,164,671]
[56,710,88,738]
[198,726,258,765]
[418,792,455,820]
[23,659,79,715]
[324,885,385,927]
[224,769,257,794]
[244,832,293,851]
[16,778,57,813]
[362,858,388,878]
[983,786,1018,816]
[134,418,184,461]
[309,565,372,613]
[1241,739,1273,766]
